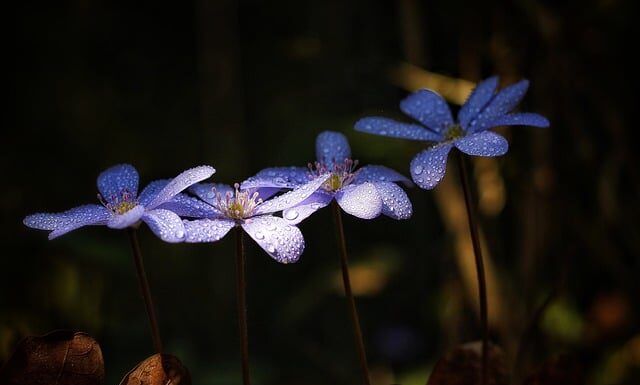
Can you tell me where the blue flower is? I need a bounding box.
[24,164,215,242]
[240,131,413,223]
[181,175,331,264]
[354,77,550,189]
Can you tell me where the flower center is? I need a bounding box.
[444,124,464,141]
[309,158,359,192]
[216,183,262,220]
[98,189,138,215]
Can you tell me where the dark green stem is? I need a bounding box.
[126,228,163,354]
[331,201,372,385]
[457,152,489,385]
[235,227,251,385]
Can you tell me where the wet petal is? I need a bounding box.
[138,180,168,207]
[454,131,508,157]
[458,76,499,129]
[157,193,219,219]
[354,165,412,186]
[354,117,442,141]
[97,164,139,204]
[106,205,145,229]
[241,216,305,264]
[254,173,330,215]
[335,182,382,219]
[240,167,309,190]
[409,143,453,190]
[400,89,453,133]
[282,191,334,225]
[141,209,187,243]
[189,183,233,206]
[24,204,111,240]
[183,218,236,243]
[316,131,351,165]
[146,165,215,209]
[373,182,412,220]
[487,113,549,128]
[469,79,529,133]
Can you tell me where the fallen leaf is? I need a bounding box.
[0,330,104,385]
[427,341,508,385]
[119,353,191,385]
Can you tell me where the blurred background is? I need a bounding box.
[4,0,638,383]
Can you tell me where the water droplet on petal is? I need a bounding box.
[284,210,299,220]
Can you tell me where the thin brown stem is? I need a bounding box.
[331,201,371,385]
[126,228,163,354]
[457,152,489,385]
[235,227,251,385]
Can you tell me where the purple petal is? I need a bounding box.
[487,113,550,128]
[400,89,453,133]
[156,193,220,219]
[469,79,529,133]
[141,209,187,243]
[316,131,351,165]
[106,205,145,229]
[458,76,499,129]
[410,143,453,190]
[97,164,139,204]
[183,218,236,243]
[335,182,382,219]
[254,187,282,200]
[24,204,111,240]
[254,173,331,215]
[146,165,216,209]
[282,190,334,225]
[454,131,508,157]
[354,165,412,186]
[138,180,168,207]
[373,182,412,220]
[240,167,309,190]
[189,183,233,206]
[354,117,442,142]
[241,215,305,264]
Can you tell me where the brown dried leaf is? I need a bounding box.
[427,341,508,385]
[119,353,191,385]
[0,330,105,385]
[523,355,584,385]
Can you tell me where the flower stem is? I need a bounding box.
[126,228,163,354]
[331,201,371,385]
[235,227,251,385]
[457,152,489,385]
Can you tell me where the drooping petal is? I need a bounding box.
[373,182,412,220]
[454,131,508,157]
[354,165,412,186]
[486,112,550,128]
[335,182,383,219]
[106,205,145,229]
[141,209,187,243]
[468,79,529,133]
[240,167,310,190]
[254,173,330,215]
[182,218,236,243]
[282,190,334,225]
[156,193,220,219]
[354,117,442,142]
[409,143,453,190]
[400,89,453,133]
[189,183,233,206]
[146,165,216,209]
[97,164,139,204]
[138,180,169,207]
[241,215,305,264]
[24,204,112,240]
[316,131,351,165]
[458,76,499,129]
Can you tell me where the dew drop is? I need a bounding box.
[285,210,299,220]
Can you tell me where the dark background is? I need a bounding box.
[4,0,638,384]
